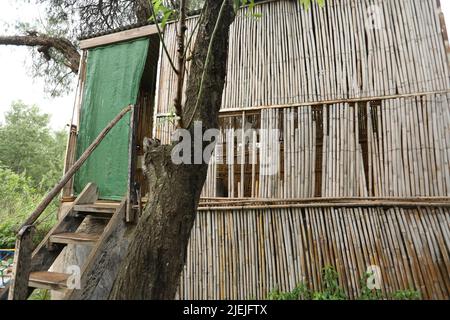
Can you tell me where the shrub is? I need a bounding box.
[268,266,421,301]
[0,167,57,248]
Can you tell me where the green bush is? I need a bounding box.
[0,167,57,248]
[391,290,421,300]
[0,102,65,249]
[268,266,421,301]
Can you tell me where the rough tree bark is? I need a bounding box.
[0,34,81,74]
[135,0,152,23]
[109,0,235,300]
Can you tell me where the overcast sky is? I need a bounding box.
[1,0,450,130]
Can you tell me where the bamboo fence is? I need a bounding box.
[177,205,450,300]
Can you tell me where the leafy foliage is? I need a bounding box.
[0,101,66,249]
[0,101,67,192]
[0,167,58,248]
[391,290,421,300]
[28,289,51,300]
[268,266,421,301]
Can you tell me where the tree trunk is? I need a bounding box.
[109,0,235,300]
[135,0,152,23]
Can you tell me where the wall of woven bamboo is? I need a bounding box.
[154,0,450,200]
[199,93,450,198]
[177,205,450,300]
[155,0,449,116]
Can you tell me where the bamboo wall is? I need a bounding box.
[154,0,450,199]
[151,0,450,300]
[177,205,450,300]
[200,93,450,198]
[155,0,449,118]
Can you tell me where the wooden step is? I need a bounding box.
[74,202,119,215]
[29,271,69,290]
[50,232,100,245]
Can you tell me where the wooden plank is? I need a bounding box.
[79,24,158,50]
[20,105,130,229]
[28,271,69,290]
[50,232,100,245]
[74,204,117,215]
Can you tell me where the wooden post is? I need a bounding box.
[127,105,139,223]
[8,226,35,300]
[62,124,78,200]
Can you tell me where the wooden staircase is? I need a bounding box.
[1,105,137,300]
[1,182,127,299]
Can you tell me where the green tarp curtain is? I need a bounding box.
[74,38,149,200]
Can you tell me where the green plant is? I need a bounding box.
[267,266,421,301]
[268,283,311,300]
[312,266,347,300]
[358,271,384,300]
[391,290,421,300]
[28,289,51,300]
[0,167,58,248]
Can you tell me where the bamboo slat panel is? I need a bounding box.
[177,206,450,300]
[155,0,449,118]
[197,93,450,198]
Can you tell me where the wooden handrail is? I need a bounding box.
[19,104,133,229]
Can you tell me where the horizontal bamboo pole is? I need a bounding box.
[217,90,450,114]
[197,201,450,211]
[199,196,450,204]
[154,90,450,119]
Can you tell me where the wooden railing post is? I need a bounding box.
[8,226,34,300]
[19,105,133,229]
[62,124,78,200]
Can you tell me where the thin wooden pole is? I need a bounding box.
[20,105,133,229]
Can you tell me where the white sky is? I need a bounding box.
[1,1,450,130]
[0,0,75,130]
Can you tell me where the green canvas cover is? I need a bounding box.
[74,38,149,200]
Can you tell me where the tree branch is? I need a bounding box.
[173,0,187,128]
[148,1,179,75]
[185,0,228,129]
[0,34,80,74]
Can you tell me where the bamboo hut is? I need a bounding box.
[6,0,450,300]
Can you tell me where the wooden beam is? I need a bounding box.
[79,0,280,51]
[79,25,158,50]
[8,226,34,300]
[49,232,100,245]
[197,201,450,211]
[20,106,131,229]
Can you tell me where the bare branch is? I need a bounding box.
[0,34,80,74]
[149,1,179,75]
[173,0,187,128]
